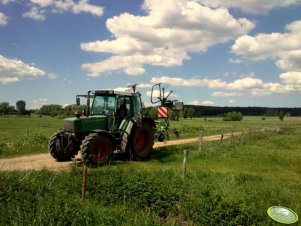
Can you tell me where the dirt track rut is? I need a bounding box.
[0,133,236,171]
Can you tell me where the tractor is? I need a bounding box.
[48,84,182,167]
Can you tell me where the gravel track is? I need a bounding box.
[0,132,237,171]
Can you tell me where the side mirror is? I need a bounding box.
[76,96,80,105]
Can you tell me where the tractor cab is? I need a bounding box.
[73,89,143,133]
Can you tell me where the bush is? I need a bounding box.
[223,111,243,121]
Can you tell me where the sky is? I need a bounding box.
[1,0,301,109]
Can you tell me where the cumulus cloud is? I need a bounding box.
[231,20,301,72]
[0,54,45,84]
[211,91,243,97]
[0,12,8,26]
[23,6,46,21]
[81,0,255,76]
[23,0,104,20]
[198,0,301,14]
[150,74,301,97]
[280,71,301,85]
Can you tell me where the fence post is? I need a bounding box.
[219,133,224,146]
[199,131,203,152]
[182,150,189,178]
[81,166,88,201]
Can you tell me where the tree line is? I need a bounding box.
[1,100,301,118]
[0,100,31,115]
[0,100,84,117]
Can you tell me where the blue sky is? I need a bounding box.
[1,0,301,109]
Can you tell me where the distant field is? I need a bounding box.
[0,124,300,225]
[0,115,62,158]
[1,115,301,158]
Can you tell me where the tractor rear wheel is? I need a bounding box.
[130,123,154,159]
[49,131,78,162]
[80,133,113,167]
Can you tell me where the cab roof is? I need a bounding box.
[93,90,134,97]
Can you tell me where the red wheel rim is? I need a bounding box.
[92,141,108,161]
[135,130,146,152]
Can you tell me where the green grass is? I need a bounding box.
[168,116,301,139]
[0,125,300,225]
[2,115,300,158]
[0,115,62,158]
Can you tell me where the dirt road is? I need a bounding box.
[0,133,236,171]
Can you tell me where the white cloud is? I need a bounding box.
[150,74,301,97]
[71,0,103,16]
[0,12,8,26]
[198,0,301,14]
[23,6,46,21]
[0,0,14,4]
[81,0,255,76]
[280,71,301,85]
[23,0,104,21]
[188,99,214,106]
[211,91,243,97]
[227,77,264,90]
[231,20,301,72]
[228,99,236,104]
[0,54,45,84]
[30,0,52,7]
[31,98,48,109]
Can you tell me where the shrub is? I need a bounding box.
[223,111,243,121]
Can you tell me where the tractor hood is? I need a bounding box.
[64,115,108,133]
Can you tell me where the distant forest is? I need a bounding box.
[184,105,301,117]
[1,100,301,117]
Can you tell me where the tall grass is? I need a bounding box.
[1,126,300,225]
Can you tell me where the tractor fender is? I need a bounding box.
[142,117,156,129]
[119,118,135,152]
[92,130,116,150]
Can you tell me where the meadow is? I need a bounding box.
[0,114,299,158]
[0,115,300,225]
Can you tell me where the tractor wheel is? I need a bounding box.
[130,123,154,159]
[49,131,78,162]
[80,133,113,167]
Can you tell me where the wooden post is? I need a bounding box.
[81,166,88,201]
[182,150,189,178]
[219,133,224,146]
[199,131,203,152]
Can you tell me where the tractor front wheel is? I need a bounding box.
[80,133,113,167]
[49,131,78,162]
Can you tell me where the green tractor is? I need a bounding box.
[49,84,182,167]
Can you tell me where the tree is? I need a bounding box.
[38,105,63,116]
[16,100,26,115]
[0,102,10,115]
[187,107,195,119]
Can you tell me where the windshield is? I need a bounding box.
[91,95,116,116]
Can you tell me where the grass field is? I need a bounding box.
[1,114,300,158]
[0,115,300,225]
